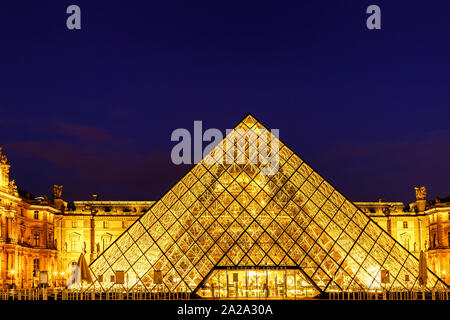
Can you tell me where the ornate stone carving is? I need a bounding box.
[52,185,63,199]
[8,179,18,196]
[415,186,427,200]
[0,146,9,165]
[0,146,17,196]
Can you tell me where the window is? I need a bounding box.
[103,221,109,229]
[403,221,408,229]
[72,220,77,228]
[400,233,410,251]
[102,237,110,251]
[403,238,410,251]
[33,232,40,247]
[122,221,127,229]
[33,259,40,276]
[34,211,39,220]
[71,238,79,252]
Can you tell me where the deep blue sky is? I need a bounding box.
[1,1,449,204]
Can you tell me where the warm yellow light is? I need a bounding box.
[365,265,381,289]
[53,271,57,275]
[61,272,65,276]
[9,270,15,275]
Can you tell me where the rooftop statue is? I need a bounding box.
[415,186,427,200]
[0,146,10,165]
[52,184,63,199]
[8,179,18,196]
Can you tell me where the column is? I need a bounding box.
[436,213,444,248]
[1,214,8,242]
[0,251,2,287]
[90,217,95,263]
[7,251,14,285]
[386,217,391,235]
[6,217,10,240]
[418,219,422,252]
[43,212,48,247]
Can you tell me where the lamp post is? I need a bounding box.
[60,272,65,287]
[9,270,15,288]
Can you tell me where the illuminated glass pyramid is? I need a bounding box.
[89,115,448,298]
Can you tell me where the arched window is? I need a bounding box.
[400,233,410,251]
[71,238,79,252]
[33,232,40,247]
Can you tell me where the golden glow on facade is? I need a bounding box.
[55,200,153,275]
[0,148,58,288]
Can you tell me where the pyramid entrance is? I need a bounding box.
[89,114,448,298]
[196,267,319,299]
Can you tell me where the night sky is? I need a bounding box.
[1,1,450,204]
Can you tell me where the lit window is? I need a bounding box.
[122,221,127,229]
[72,220,77,228]
[33,259,40,276]
[403,221,408,229]
[71,238,79,252]
[34,211,39,220]
[103,221,109,229]
[102,237,110,250]
[33,232,40,247]
[403,238,410,251]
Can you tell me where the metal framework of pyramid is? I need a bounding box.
[89,115,448,297]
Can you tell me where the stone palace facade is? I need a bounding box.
[0,146,448,288]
